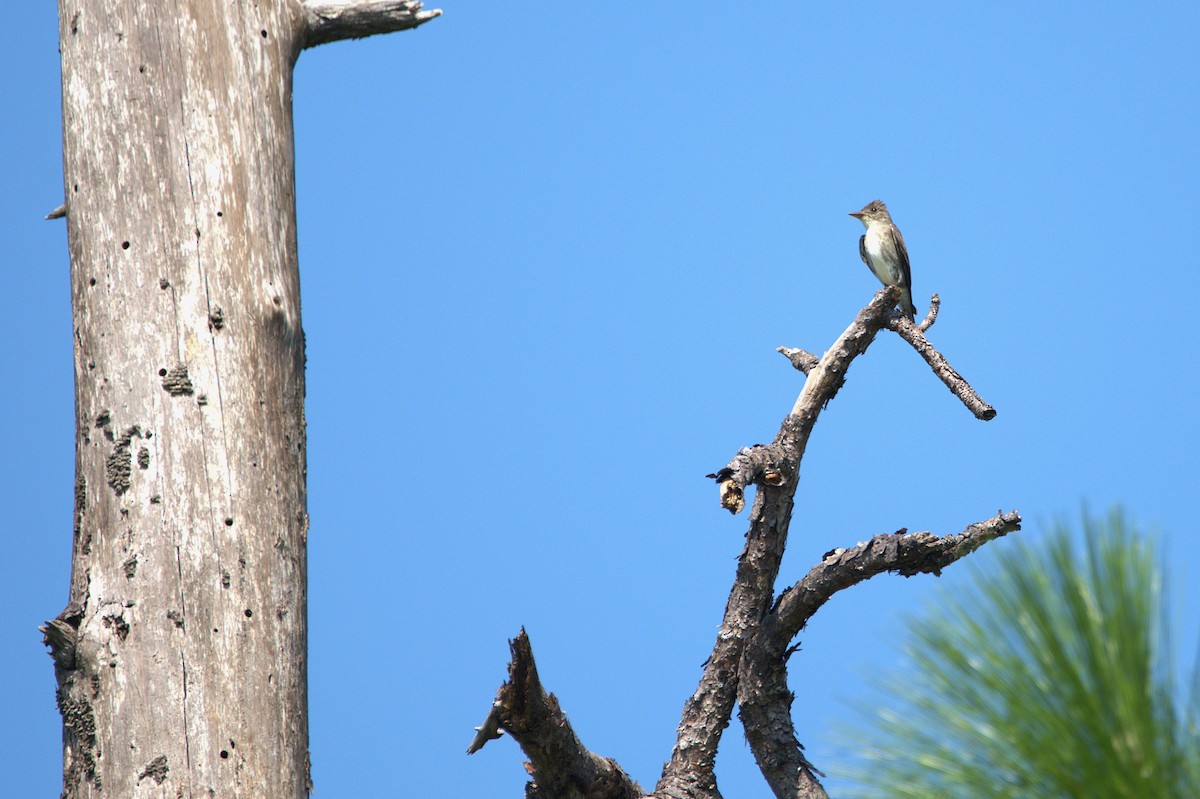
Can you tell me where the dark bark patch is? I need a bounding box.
[123,555,138,578]
[74,474,87,541]
[103,611,130,641]
[57,687,99,786]
[160,365,194,396]
[105,426,142,496]
[138,754,169,784]
[105,444,131,495]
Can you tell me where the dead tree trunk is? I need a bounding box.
[43,2,438,796]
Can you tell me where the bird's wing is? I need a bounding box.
[885,225,912,291]
[858,234,868,266]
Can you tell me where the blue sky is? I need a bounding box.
[4,3,1199,797]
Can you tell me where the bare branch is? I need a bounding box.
[736,657,829,799]
[472,629,645,799]
[679,293,1008,798]
[887,303,996,421]
[917,293,940,332]
[301,1,442,49]
[773,511,1022,641]
[476,290,1010,799]
[705,445,790,515]
[788,289,899,418]
[466,701,504,755]
[776,346,820,374]
[706,290,899,515]
[736,511,1022,798]
[657,292,900,798]
[654,482,792,799]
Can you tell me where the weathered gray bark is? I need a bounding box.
[45,1,437,796]
[49,1,311,796]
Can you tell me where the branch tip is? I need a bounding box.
[887,294,996,420]
[302,1,442,49]
[474,629,645,797]
[918,293,940,332]
[777,346,820,374]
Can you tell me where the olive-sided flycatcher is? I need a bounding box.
[849,200,917,321]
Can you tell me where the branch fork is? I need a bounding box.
[470,290,1017,799]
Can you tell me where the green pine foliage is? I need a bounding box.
[835,510,1200,798]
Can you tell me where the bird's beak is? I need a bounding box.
[848,212,864,219]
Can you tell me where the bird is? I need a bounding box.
[849,200,916,322]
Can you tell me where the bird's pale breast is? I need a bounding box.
[863,226,903,286]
